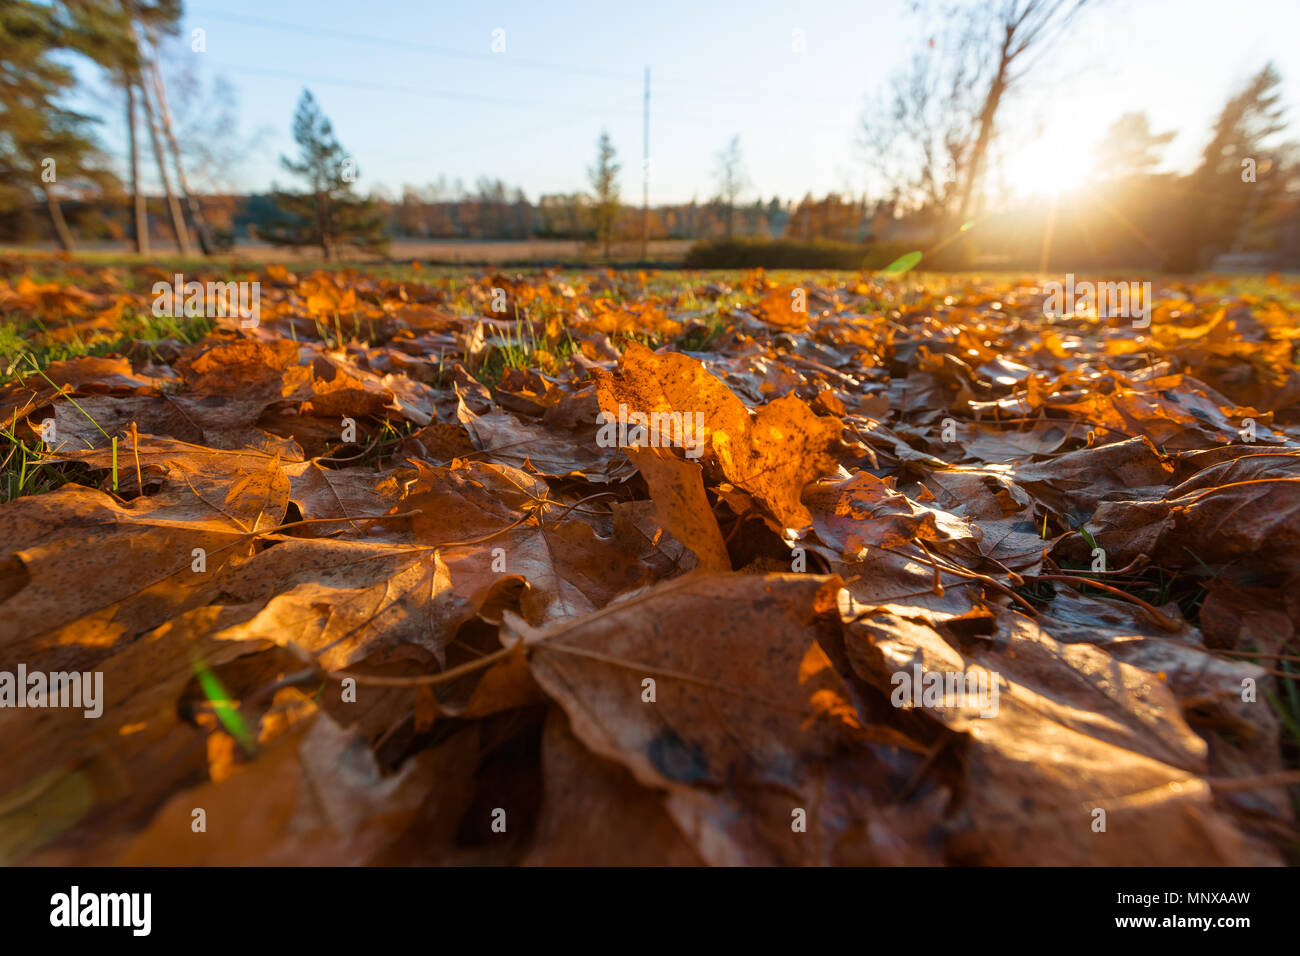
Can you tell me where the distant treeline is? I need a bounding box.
[7,165,1299,271]
[0,189,870,248]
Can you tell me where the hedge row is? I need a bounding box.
[683,237,978,271]
[682,238,924,270]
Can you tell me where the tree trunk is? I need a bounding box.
[143,26,212,255]
[126,83,150,256]
[1229,161,1265,254]
[317,191,332,261]
[136,52,193,256]
[953,29,1014,229]
[43,186,75,252]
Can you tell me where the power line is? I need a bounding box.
[186,8,638,83]
[216,62,644,115]
[186,7,865,108]
[213,61,851,134]
[153,15,864,195]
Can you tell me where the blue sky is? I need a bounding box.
[78,0,1300,203]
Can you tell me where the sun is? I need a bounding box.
[1006,139,1095,198]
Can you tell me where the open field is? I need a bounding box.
[1,254,1298,866]
[0,238,698,266]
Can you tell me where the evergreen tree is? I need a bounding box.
[1092,112,1175,180]
[53,1,184,254]
[0,1,118,249]
[713,135,747,239]
[264,90,387,260]
[588,130,620,258]
[1165,63,1286,271]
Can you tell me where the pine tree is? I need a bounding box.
[53,0,184,254]
[139,16,213,254]
[263,90,387,260]
[1165,63,1286,271]
[588,131,620,258]
[1091,112,1175,180]
[713,135,747,240]
[0,1,118,250]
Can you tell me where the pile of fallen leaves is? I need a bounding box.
[1,258,1298,865]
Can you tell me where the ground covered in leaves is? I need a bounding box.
[2,257,1299,865]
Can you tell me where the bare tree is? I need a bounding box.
[862,0,1090,230]
[713,135,748,239]
[860,39,980,221]
[952,0,1090,224]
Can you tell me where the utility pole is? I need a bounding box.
[641,66,649,262]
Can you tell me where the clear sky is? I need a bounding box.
[80,0,1300,204]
